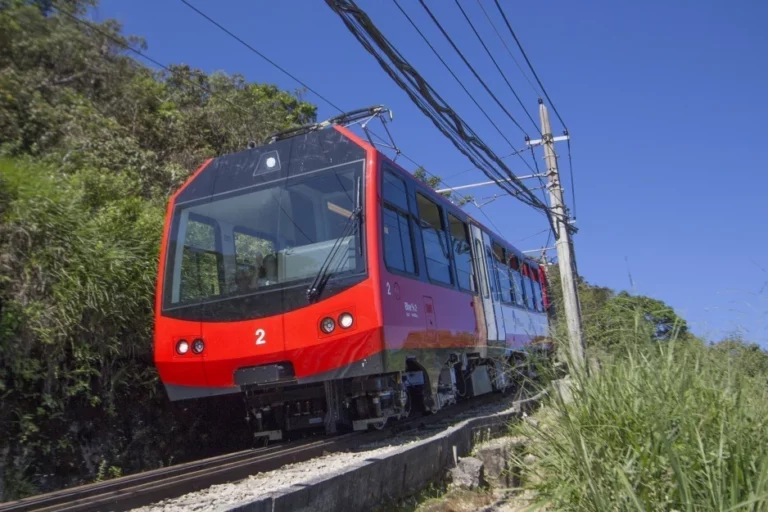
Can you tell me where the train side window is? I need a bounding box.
[179,217,222,302]
[416,194,453,285]
[492,242,513,304]
[522,263,536,310]
[530,267,544,312]
[509,255,525,308]
[448,214,476,292]
[383,169,410,211]
[382,170,416,274]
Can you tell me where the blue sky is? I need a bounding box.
[94,0,768,344]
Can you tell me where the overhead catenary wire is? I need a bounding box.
[474,0,539,97]
[325,0,557,234]
[391,0,519,152]
[415,0,532,139]
[179,0,345,115]
[493,0,568,133]
[451,0,538,132]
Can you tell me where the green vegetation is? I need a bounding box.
[512,281,768,510]
[0,0,315,499]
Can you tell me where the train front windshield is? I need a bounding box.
[161,155,366,321]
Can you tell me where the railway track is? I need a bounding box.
[0,392,521,512]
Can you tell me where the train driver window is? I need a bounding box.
[382,170,416,274]
[509,255,525,308]
[492,243,513,304]
[179,216,222,302]
[448,214,476,292]
[233,230,276,291]
[416,194,453,285]
[522,263,536,310]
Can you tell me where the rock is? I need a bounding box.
[523,454,537,465]
[473,437,528,488]
[475,436,530,488]
[449,456,487,490]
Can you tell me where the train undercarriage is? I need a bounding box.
[242,352,535,441]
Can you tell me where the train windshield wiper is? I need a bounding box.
[306,178,362,303]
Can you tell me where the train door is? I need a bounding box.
[470,224,499,343]
[482,230,507,345]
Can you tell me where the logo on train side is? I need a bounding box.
[404,302,419,318]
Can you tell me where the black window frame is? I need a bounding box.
[508,253,525,308]
[381,168,418,276]
[521,262,536,310]
[530,266,544,312]
[492,242,514,305]
[177,212,225,304]
[416,192,455,287]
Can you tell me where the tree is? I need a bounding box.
[0,1,316,498]
[546,265,690,351]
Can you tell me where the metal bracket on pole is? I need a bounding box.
[526,134,570,147]
[435,174,544,194]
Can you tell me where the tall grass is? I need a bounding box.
[514,336,768,511]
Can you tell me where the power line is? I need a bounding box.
[391,0,518,152]
[493,0,568,132]
[415,0,531,139]
[452,0,538,131]
[179,0,345,114]
[514,227,550,244]
[474,0,539,97]
[474,204,504,237]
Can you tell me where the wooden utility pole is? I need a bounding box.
[530,99,585,373]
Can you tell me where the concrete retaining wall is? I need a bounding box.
[229,396,540,512]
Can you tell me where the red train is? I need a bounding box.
[154,115,551,438]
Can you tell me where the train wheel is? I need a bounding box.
[369,417,388,431]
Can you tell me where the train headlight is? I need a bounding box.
[192,338,205,354]
[320,317,336,334]
[176,339,189,355]
[338,312,354,329]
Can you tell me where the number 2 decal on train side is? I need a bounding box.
[386,282,391,295]
[255,328,266,345]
